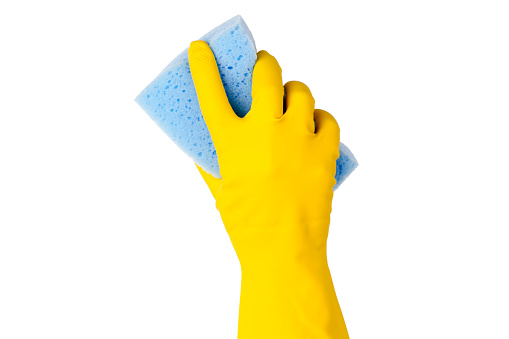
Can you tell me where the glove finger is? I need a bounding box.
[188,41,239,139]
[314,109,340,156]
[251,50,284,119]
[283,81,315,134]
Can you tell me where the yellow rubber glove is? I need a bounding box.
[189,40,349,339]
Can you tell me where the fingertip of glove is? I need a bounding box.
[257,50,271,58]
[256,50,281,72]
[188,40,214,62]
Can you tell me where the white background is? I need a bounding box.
[1,1,508,338]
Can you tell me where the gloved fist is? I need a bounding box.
[189,40,339,260]
[189,40,348,339]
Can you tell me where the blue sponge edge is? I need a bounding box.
[334,143,358,190]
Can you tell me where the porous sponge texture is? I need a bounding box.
[334,143,358,190]
[136,15,357,188]
[135,15,256,177]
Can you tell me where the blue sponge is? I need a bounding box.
[335,143,358,190]
[136,15,357,189]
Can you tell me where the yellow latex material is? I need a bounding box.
[189,40,349,339]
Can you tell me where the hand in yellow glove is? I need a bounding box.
[189,40,349,339]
